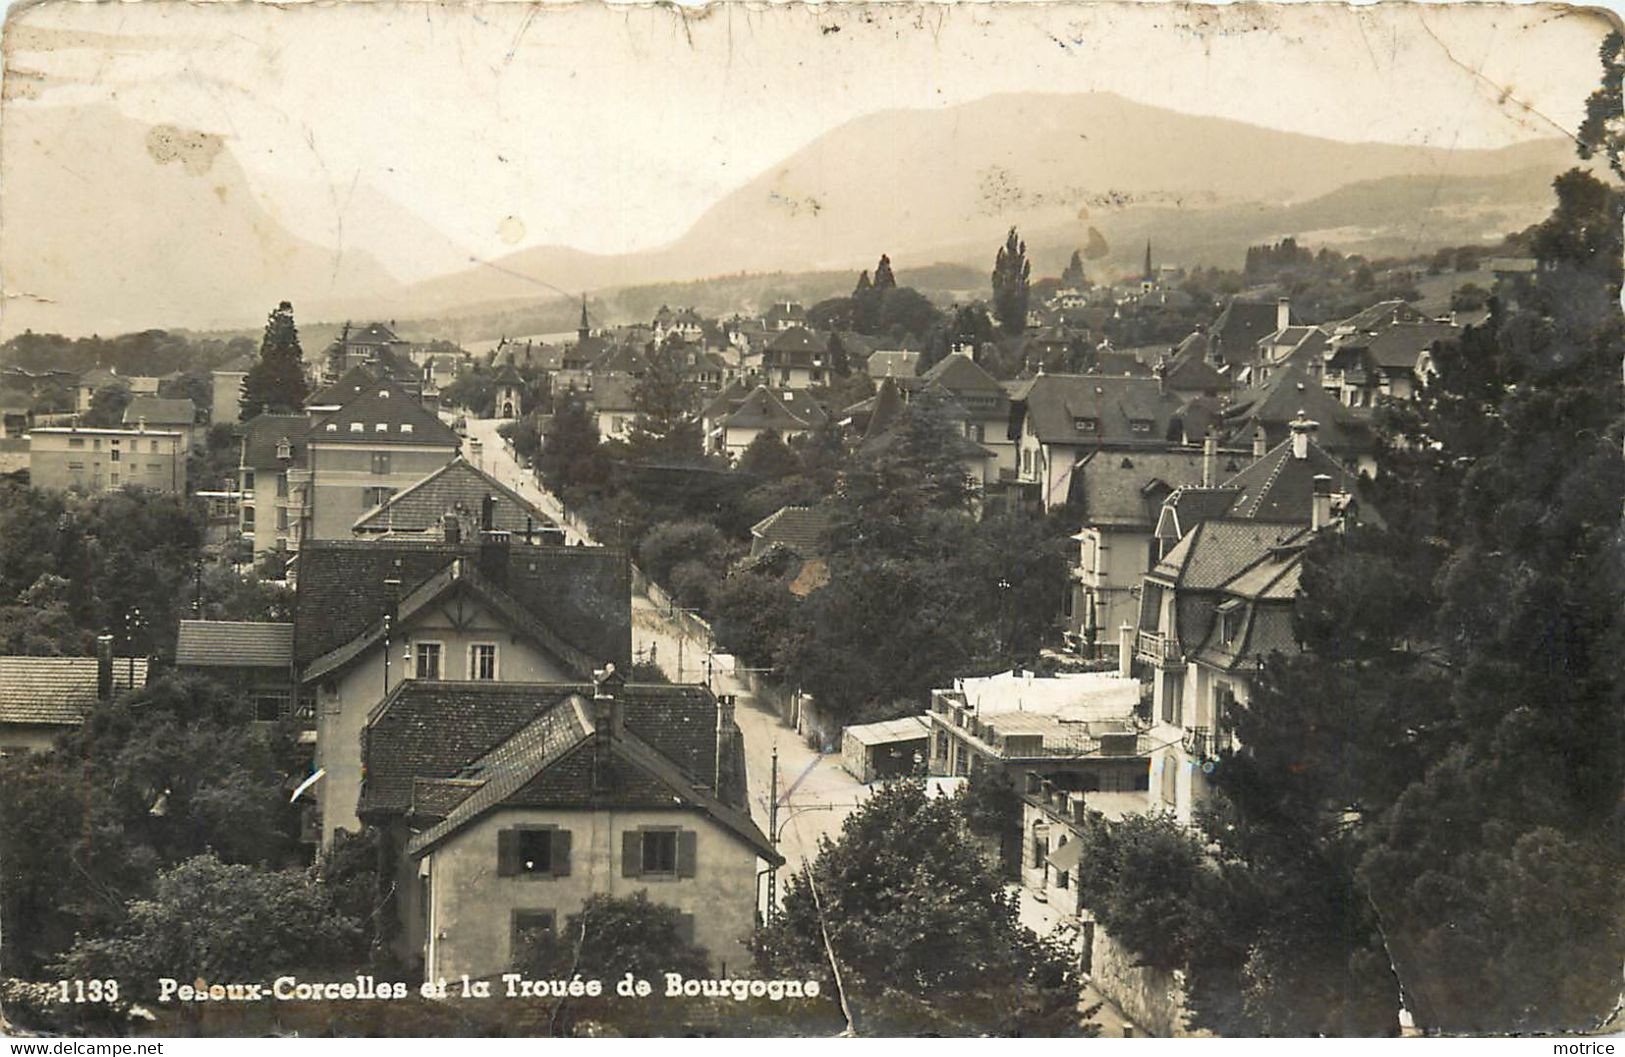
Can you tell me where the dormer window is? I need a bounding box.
[1130,418,1153,434]
[349,422,364,433]
[1073,417,1098,433]
[378,389,390,398]
[400,423,413,434]
[1218,599,1242,644]
[276,437,293,461]
[326,423,338,432]
[375,423,388,432]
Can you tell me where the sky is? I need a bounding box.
[2,0,1617,279]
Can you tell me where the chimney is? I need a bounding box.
[478,530,511,585]
[96,634,115,703]
[1253,425,1268,459]
[1277,297,1291,333]
[1312,475,1334,530]
[442,511,461,545]
[1201,430,1217,488]
[481,494,496,533]
[593,663,625,739]
[715,694,736,795]
[1118,624,1134,679]
[1289,412,1318,460]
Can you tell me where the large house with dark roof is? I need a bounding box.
[1220,361,1379,475]
[175,620,297,725]
[702,383,827,460]
[304,381,462,541]
[123,396,197,450]
[920,349,1016,480]
[294,534,631,846]
[1009,374,1192,510]
[760,326,833,389]
[366,667,777,980]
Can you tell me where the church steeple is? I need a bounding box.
[1144,241,1153,282]
[578,295,590,345]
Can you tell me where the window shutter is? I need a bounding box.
[622,830,641,878]
[677,830,698,878]
[676,913,696,945]
[551,829,572,877]
[497,829,518,877]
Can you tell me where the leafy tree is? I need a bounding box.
[239,302,309,419]
[1577,30,1625,179]
[626,341,701,462]
[853,270,872,296]
[711,568,800,670]
[440,365,495,417]
[991,227,1031,335]
[637,519,731,590]
[736,429,800,480]
[57,854,362,995]
[520,891,711,982]
[83,382,132,428]
[538,393,608,503]
[755,779,1088,1036]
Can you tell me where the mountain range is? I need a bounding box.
[1,92,1576,338]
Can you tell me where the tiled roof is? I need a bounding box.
[590,344,648,377]
[353,457,558,537]
[725,387,825,431]
[1155,486,1246,543]
[361,680,737,816]
[763,327,827,367]
[1221,436,1378,525]
[1069,448,1212,528]
[175,621,293,668]
[1210,300,1288,363]
[583,373,638,413]
[1338,300,1425,333]
[866,350,919,378]
[241,414,312,470]
[1224,363,1375,455]
[922,352,1004,395]
[293,539,630,671]
[750,506,834,557]
[1151,518,1305,590]
[348,322,401,343]
[309,381,461,447]
[308,365,380,408]
[1016,374,1185,447]
[1358,321,1462,370]
[0,656,147,727]
[123,396,195,427]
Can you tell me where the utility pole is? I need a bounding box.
[193,557,203,616]
[767,745,779,926]
[382,613,392,699]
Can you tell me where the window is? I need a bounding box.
[276,473,288,498]
[110,473,119,486]
[1219,601,1242,644]
[276,508,288,532]
[510,910,555,968]
[147,462,162,473]
[1129,418,1153,434]
[242,504,256,529]
[375,423,389,433]
[966,423,985,442]
[68,437,85,449]
[511,829,555,874]
[642,830,677,874]
[401,423,413,434]
[469,643,498,680]
[1073,417,1098,433]
[622,828,696,879]
[1161,755,1178,808]
[110,447,120,462]
[414,642,442,680]
[254,694,289,722]
[362,486,396,509]
[242,469,256,492]
[371,452,391,475]
[93,438,102,451]
[1032,831,1049,868]
[349,422,364,433]
[151,440,161,453]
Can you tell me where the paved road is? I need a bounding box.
[461,416,869,917]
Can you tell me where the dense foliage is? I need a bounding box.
[239,301,309,419]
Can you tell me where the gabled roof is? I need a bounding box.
[763,326,827,366]
[0,656,147,727]
[700,379,752,422]
[866,350,919,379]
[1209,299,1288,363]
[241,414,311,470]
[1154,485,1246,543]
[1224,362,1374,455]
[583,373,638,413]
[1015,374,1185,447]
[490,362,523,386]
[307,365,379,408]
[175,621,293,668]
[310,380,461,447]
[1337,299,1425,333]
[590,344,648,376]
[301,555,597,684]
[1150,518,1305,590]
[750,506,834,558]
[1221,435,1376,524]
[361,680,754,825]
[863,376,906,440]
[123,396,195,426]
[347,322,401,344]
[1359,321,1462,370]
[1070,448,1213,529]
[921,352,1004,395]
[353,456,558,537]
[724,386,825,431]
[293,539,631,671]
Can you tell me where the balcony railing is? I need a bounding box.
[1135,629,1184,666]
[1182,725,1213,761]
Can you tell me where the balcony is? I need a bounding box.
[1182,726,1214,761]
[1135,628,1185,667]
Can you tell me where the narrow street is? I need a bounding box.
[461,417,869,919]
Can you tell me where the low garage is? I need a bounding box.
[841,715,931,784]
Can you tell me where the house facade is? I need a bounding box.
[28,426,186,494]
[0,642,147,755]
[238,414,312,558]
